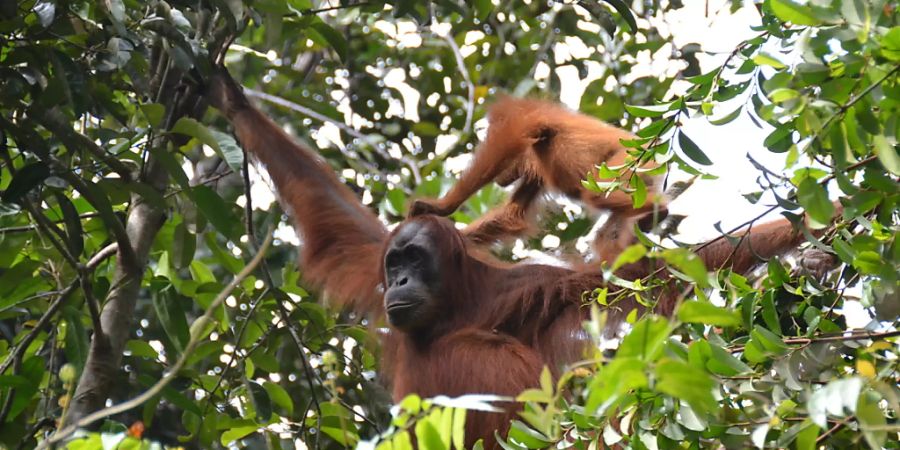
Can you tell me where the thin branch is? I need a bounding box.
[165,168,235,199]
[242,87,397,178]
[690,150,873,257]
[21,200,79,269]
[298,1,372,15]
[817,415,853,444]
[438,31,475,135]
[728,330,900,354]
[0,282,79,376]
[86,243,118,270]
[40,229,275,449]
[243,88,377,146]
[526,10,559,81]
[56,171,138,268]
[78,267,103,335]
[805,64,900,153]
[0,212,102,234]
[30,107,135,181]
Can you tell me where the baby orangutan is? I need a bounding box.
[410,97,667,263]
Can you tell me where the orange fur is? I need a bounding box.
[206,70,826,449]
[410,97,667,263]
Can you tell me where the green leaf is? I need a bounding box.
[452,407,466,450]
[473,0,493,20]
[248,381,273,422]
[709,105,742,125]
[507,421,552,449]
[677,131,713,166]
[882,27,900,61]
[796,177,834,226]
[768,88,799,102]
[310,22,349,63]
[173,221,196,269]
[660,248,709,287]
[62,307,89,372]
[767,0,822,26]
[612,244,646,270]
[140,103,165,127]
[54,192,84,257]
[630,173,647,208]
[655,359,717,415]
[857,390,887,450]
[385,188,407,216]
[126,340,159,359]
[752,53,787,69]
[415,420,446,450]
[618,316,670,361]
[190,260,216,284]
[602,0,637,33]
[677,301,741,327]
[585,357,647,413]
[209,129,246,172]
[152,284,191,355]
[625,103,674,118]
[263,381,293,416]
[173,118,244,171]
[2,162,50,203]
[220,425,258,446]
[7,357,45,420]
[707,343,752,375]
[794,420,819,450]
[191,185,239,240]
[872,135,900,176]
[852,250,882,274]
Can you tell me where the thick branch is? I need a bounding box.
[61,152,169,425]
[43,231,273,448]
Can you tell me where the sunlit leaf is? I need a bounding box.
[677,131,713,166]
[767,0,822,26]
[677,301,740,327]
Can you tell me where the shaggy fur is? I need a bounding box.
[409,96,667,263]
[207,71,817,449]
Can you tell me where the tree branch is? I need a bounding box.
[41,230,274,448]
[728,330,900,354]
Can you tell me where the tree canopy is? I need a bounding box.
[0,0,897,449]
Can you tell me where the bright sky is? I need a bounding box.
[243,0,789,241]
[231,0,802,244]
[232,0,872,327]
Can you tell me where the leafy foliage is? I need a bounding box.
[0,0,896,449]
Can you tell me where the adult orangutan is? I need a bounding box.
[409,96,668,263]
[205,69,830,448]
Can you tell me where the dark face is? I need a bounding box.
[383,221,443,331]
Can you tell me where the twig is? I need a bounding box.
[57,171,138,268]
[86,244,118,270]
[164,168,235,199]
[0,212,102,234]
[298,2,372,15]
[15,417,55,450]
[526,9,559,81]
[243,88,378,147]
[242,88,397,178]
[817,415,852,444]
[728,330,900,354]
[31,107,134,182]
[437,32,475,135]
[0,282,79,376]
[805,64,900,153]
[39,228,275,449]
[21,200,79,270]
